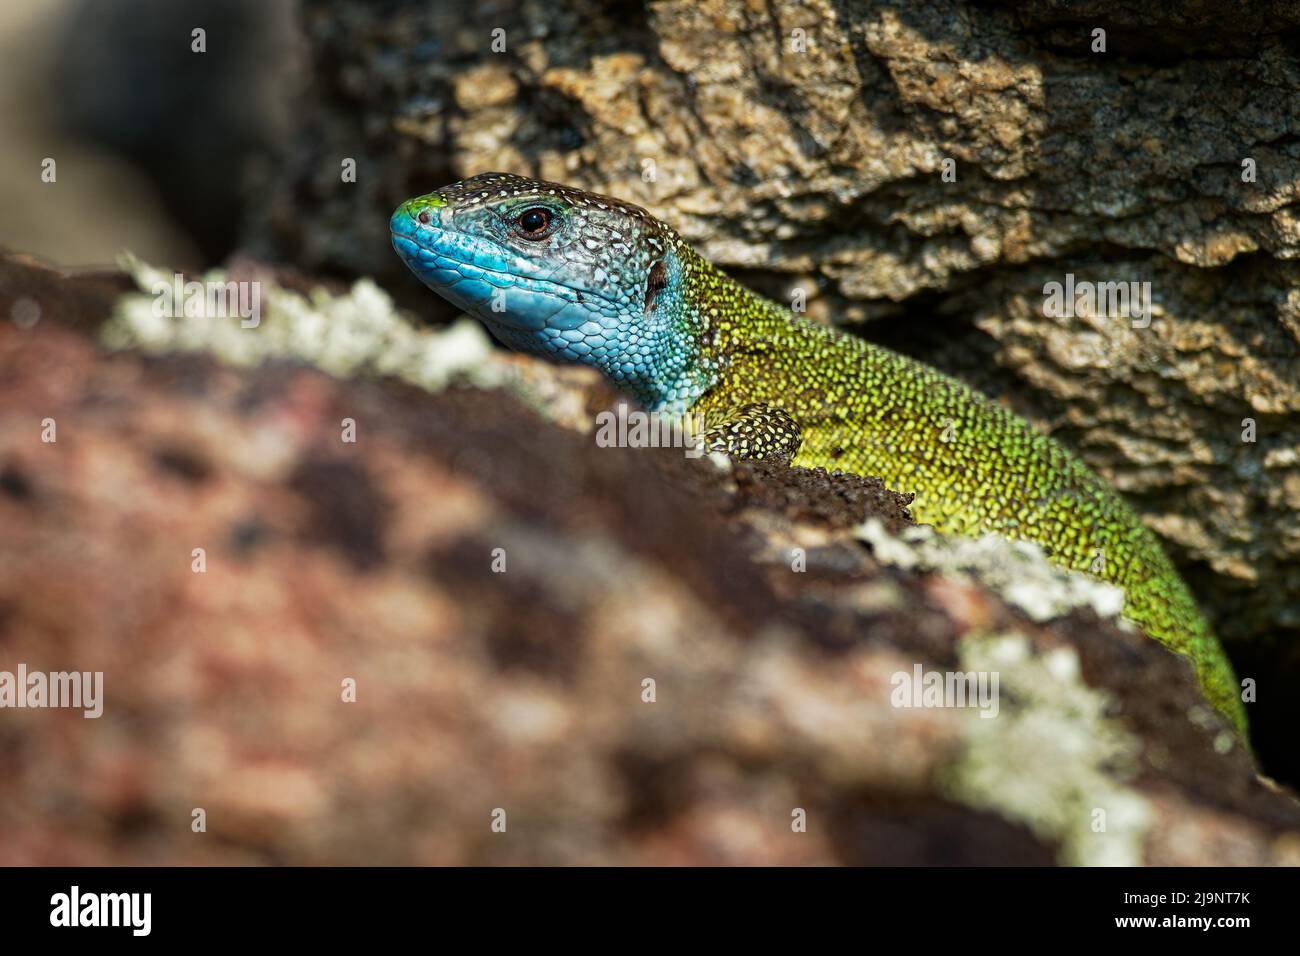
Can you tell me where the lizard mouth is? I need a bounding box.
[390,223,619,332]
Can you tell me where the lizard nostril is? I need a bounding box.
[417,209,431,225]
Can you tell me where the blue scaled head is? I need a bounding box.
[390,172,701,409]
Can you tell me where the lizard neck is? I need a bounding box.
[644,241,809,411]
[623,239,722,413]
[669,243,864,407]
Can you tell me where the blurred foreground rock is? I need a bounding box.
[0,254,1298,865]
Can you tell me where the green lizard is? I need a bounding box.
[390,172,1246,736]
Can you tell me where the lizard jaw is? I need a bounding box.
[390,217,622,335]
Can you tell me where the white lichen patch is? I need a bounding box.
[706,450,733,472]
[942,633,1153,866]
[854,518,1126,623]
[102,254,504,394]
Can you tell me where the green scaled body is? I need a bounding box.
[677,248,1246,736]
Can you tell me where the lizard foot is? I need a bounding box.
[703,402,802,466]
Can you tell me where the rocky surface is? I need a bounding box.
[1,254,1297,865]
[237,1,1300,755]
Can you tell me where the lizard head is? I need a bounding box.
[390,172,703,408]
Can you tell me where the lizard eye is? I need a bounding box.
[417,210,431,224]
[515,207,554,239]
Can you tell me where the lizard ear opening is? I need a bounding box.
[643,259,668,313]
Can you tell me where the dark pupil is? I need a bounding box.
[520,209,549,233]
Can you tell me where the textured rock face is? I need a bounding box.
[241,0,1300,686]
[2,255,1298,865]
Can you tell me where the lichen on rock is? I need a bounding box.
[103,253,504,393]
[942,633,1153,867]
[855,517,1127,624]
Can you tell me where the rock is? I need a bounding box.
[1,253,1297,864]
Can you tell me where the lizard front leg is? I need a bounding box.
[703,402,803,466]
